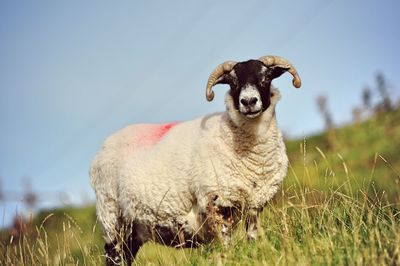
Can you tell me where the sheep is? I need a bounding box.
[90,55,301,265]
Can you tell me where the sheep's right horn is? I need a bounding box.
[258,55,301,88]
[206,60,237,101]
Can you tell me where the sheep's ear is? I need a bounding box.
[215,74,230,85]
[266,65,291,80]
[215,71,237,86]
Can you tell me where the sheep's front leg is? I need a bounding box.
[205,196,239,247]
[219,217,232,247]
[245,208,260,242]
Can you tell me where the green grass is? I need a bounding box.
[1,108,399,265]
[285,107,400,202]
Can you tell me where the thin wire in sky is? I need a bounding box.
[150,0,273,118]
[33,0,218,180]
[31,0,333,201]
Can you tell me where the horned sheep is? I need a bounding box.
[90,55,301,265]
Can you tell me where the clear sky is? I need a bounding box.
[0,0,399,227]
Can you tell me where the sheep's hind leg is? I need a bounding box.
[95,194,123,265]
[105,240,122,266]
[122,227,143,266]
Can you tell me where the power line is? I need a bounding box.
[33,0,218,179]
[151,0,273,118]
[274,0,335,52]
[33,0,332,195]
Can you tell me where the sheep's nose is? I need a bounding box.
[240,97,258,107]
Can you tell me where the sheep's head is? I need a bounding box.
[206,55,301,119]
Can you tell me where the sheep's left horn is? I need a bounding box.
[258,55,301,88]
[206,60,237,101]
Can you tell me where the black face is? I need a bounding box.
[216,60,289,118]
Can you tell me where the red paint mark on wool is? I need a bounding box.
[148,122,180,145]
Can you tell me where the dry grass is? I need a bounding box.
[1,109,399,265]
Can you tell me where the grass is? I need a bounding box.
[1,108,399,265]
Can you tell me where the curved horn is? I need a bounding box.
[258,55,301,88]
[206,60,237,101]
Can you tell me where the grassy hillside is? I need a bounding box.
[285,107,400,202]
[1,108,399,265]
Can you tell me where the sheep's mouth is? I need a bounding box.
[242,110,262,118]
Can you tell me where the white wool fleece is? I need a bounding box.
[90,88,288,244]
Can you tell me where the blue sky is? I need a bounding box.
[0,0,399,227]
